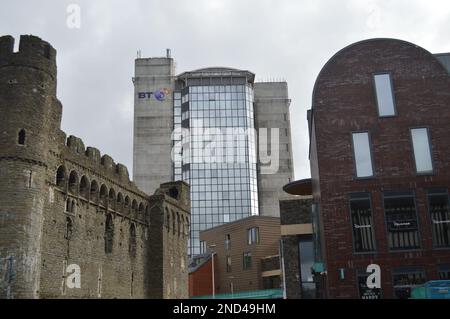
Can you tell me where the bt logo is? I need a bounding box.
[138,88,171,102]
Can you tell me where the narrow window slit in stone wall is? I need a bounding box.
[105,214,114,254]
[18,129,26,145]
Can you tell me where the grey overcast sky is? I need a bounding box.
[1,0,449,180]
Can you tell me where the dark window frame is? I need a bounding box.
[382,190,422,252]
[372,72,397,118]
[243,252,252,270]
[225,234,231,250]
[409,126,435,176]
[351,130,376,180]
[438,264,450,280]
[247,227,260,245]
[426,188,450,249]
[348,192,377,254]
[392,266,426,299]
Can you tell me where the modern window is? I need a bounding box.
[392,267,426,299]
[357,269,382,299]
[247,227,259,245]
[383,191,421,250]
[299,235,316,299]
[374,73,396,117]
[243,252,252,270]
[179,83,259,256]
[199,240,206,254]
[349,193,376,253]
[427,189,450,248]
[411,128,433,174]
[438,265,450,280]
[226,256,232,273]
[225,234,231,250]
[352,132,374,178]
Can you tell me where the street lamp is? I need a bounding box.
[208,244,217,299]
[228,276,235,298]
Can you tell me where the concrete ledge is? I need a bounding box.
[261,269,282,277]
[281,224,313,236]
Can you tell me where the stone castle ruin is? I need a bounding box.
[0,35,190,299]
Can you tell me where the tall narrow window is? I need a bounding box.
[350,193,376,253]
[226,256,232,273]
[411,128,433,174]
[129,223,137,258]
[166,210,170,233]
[299,235,316,299]
[105,214,114,254]
[68,171,78,194]
[427,189,450,248]
[199,240,206,254]
[243,252,252,270]
[384,191,421,250]
[56,166,66,188]
[374,73,396,116]
[65,217,73,240]
[225,234,231,250]
[79,176,89,199]
[352,132,374,178]
[18,129,26,145]
[247,227,259,245]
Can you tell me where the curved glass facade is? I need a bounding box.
[174,81,259,256]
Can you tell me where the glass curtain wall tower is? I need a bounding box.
[174,68,259,256]
[134,54,294,257]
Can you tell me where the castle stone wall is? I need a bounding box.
[0,35,189,299]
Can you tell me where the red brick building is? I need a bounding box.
[308,38,450,298]
[199,216,281,295]
[188,255,214,298]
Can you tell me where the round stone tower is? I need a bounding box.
[0,35,62,298]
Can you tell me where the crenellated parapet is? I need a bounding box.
[0,35,56,76]
[61,135,134,188]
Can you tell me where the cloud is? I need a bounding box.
[0,0,449,180]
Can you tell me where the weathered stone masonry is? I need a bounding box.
[0,34,190,299]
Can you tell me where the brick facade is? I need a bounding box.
[199,216,281,295]
[279,198,313,299]
[310,38,450,298]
